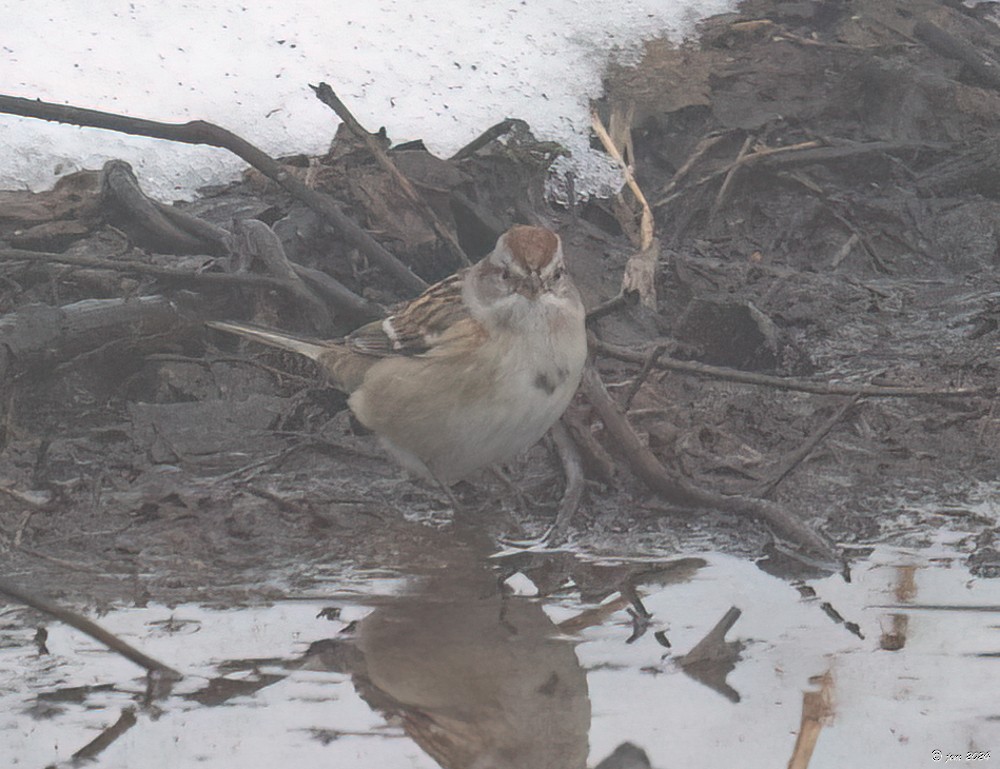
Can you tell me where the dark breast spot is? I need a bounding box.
[533,370,563,395]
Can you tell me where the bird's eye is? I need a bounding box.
[553,266,565,280]
[501,268,511,281]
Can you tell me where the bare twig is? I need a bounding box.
[591,107,658,308]
[622,344,667,411]
[311,82,469,266]
[449,118,522,161]
[711,134,755,217]
[0,92,427,294]
[592,337,984,398]
[755,396,861,497]
[657,132,729,203]
[831,232,860,269]
[0,577,182,679]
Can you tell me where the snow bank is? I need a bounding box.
[0,0,735,200]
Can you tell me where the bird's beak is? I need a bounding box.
[517,273,544,299]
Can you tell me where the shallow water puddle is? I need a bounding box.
[1,544,997,769]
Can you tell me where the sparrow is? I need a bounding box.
[208,225,587,486]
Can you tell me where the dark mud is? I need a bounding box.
[0,0,998,612]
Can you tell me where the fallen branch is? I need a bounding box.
[0,92,427,294]
[621,343,667,411]
[102,160,222,254]
[311,82,470,266]
[0,294,181,371]
[592,337,985,398]
[0,577,182,679]
[0,247,318,295]
[585,291,635,322]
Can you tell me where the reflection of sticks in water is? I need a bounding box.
[0,577,182,680]
[679,606,744,703]
[786,671,835,769]
[70,707,138,764]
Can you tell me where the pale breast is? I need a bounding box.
[349,306,586,484]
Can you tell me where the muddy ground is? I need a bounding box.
[0,0,998,607]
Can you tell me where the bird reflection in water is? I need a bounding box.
[306,534,591,769]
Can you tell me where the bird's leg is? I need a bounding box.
[432,476,463,512]
[488,466,534,541]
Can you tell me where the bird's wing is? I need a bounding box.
[346,272,485,357]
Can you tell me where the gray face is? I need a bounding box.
[474,235,571,308]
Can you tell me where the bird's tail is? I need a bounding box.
[206,321,330,362]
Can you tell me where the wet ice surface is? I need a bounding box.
[2,541,998,769]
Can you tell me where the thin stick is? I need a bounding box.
[592,337,983,398]
[0,483,49,508]
[591,108,659,308]
[591,108,654,250]
[449,118,521,161]
[622,344,667,411]
[0,92,427,294]
[711,134,755,217]
[755,395,861,497]
[0,577,183,679]
[657,132,728,203]
[311,83,470,266]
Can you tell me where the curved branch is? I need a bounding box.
[0,92,427,294]
[581,365,839,561]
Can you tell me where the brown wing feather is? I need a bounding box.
[346,272,479,357]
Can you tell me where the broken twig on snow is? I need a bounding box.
[311,82,470,267]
